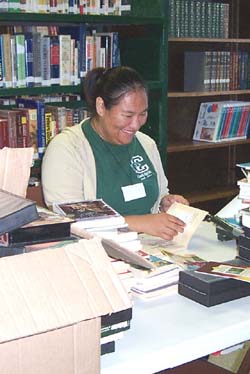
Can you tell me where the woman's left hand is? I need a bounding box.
[160,194,189,213]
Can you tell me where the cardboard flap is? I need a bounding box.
[0,238,131,343]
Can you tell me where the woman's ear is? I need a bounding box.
[96,96,105,116]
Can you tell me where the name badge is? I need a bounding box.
[122,183,146,202]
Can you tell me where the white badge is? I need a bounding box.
[122,183,146,202]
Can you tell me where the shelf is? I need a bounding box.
[168,90,250,98]
[168,37,250,43]
[185,186,238,204]
[0,85,82,97]
[0,12,165,25]
[167,139,250,153]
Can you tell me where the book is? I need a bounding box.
[193,101,250,142]
[178,258,250,307]
[0,109,17,148]
[53,199,126,229]
[0,189,39,235]
[15,33,26,88]
[16,97,46,158]
[196,261,250,283]
[0,206,74,246]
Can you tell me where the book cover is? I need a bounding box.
[0,189,39,235]
[196,261,250,283]
[53,198,125,228]
[0,206,74,246]
[178,262,250,307]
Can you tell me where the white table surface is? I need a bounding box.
[101,222,250,374]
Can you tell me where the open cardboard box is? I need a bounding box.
[0,237,132,374]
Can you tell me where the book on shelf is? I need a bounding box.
[0,109,18,148]
[53,198,126,229]
[193,101,250,143]
[0,189,39,235]
[169,0,229,39]
[0,206,74,247]
[16,97,46,158]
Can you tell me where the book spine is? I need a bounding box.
[50,35,60,85]
[41,35,51,87]
[0,119,9,148]
[15,34,26,88]
[59,34,71,86]
[24,33,34,87]
[2,34,12,89]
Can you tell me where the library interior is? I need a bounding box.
[1,0,250,373]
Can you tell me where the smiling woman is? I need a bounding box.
[41,66,188,241]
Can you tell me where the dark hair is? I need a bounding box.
[83,66,148,116]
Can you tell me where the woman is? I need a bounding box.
[42,66,188,240]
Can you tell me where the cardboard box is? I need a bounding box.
[0,237,132,373]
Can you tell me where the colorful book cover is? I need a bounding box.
[16,97,45,158]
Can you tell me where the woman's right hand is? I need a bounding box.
[125,212,186,241]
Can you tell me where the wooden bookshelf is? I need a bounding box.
[167,0,250,213]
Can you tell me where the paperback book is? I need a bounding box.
[53,199,126,229]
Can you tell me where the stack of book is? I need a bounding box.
[130,253,180,300]
[53,199,143,252]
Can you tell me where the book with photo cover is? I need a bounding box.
[0,189,39,235]
[195,260,250,283]
[0,206,74,246]
[178,258,250,307]
[53,199,125,229]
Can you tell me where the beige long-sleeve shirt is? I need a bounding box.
[41,120,169,212]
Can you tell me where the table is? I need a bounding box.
[101,222,250,374]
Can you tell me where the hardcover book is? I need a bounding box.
[238,235,250,262]
[0,189,39,235]
[196,260,250,283]
[0,206,74,246]
[178,258,250,307]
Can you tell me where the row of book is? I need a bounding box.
[193,101,250,143]
[0,29,120,89]
[184,51,250,93]
[168,0,229,39]
[0,0,131,15]
[0,96,89,158]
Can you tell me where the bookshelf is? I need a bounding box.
[167,0,250,214]
[0,1,168,206]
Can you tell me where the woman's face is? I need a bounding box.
[96,89,148,145]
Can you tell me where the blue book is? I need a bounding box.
[16,97,45,158]
[78,23,87,78]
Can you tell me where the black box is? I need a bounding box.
[178,258,250,307]
[238,235,250,262]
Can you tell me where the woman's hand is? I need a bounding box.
[160,194,189,213]
[125,212,186,241]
